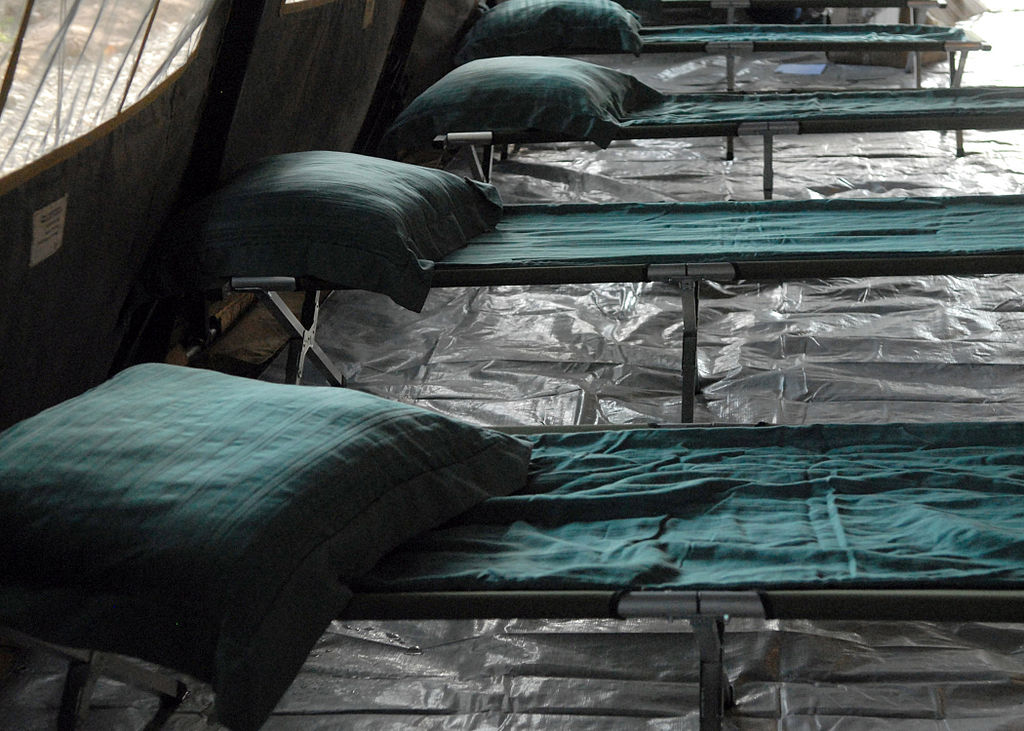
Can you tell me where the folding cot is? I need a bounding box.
[165,151,1024,422]
[454,0,988,90]
[381,56,1024,198]
[643,0,944,23]
[4,363,1024,731]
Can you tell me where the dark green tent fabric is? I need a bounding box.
[438,195,1024,268]
[358,421,1024,592]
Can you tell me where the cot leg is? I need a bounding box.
[942,52,969,155]
[60,653,188,730]
[680,279,698,423]
[951,50,969,89]
[724,135,734,161]
[469,144,494,182]
[693,617,732,731]
[256,290,347,386]
[726,54,735,92]
[58,657,97,731]
[762,133,774,200]
[2,630,188,731]
[285,289,320,384]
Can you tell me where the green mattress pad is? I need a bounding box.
[622,86,1024,128]
[639,23,981,47]
[358,421,1024,592]
[438,195,1024,269]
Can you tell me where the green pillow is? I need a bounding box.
[454,0,643,64]
[0,363,532,731]
[382,56,663,157]
[165,151,503,312]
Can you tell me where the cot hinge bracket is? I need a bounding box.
[706,41,754,54]
[435,131,494,149]
[647,263,737,282]
[615,593,759,731]
[229,276,298,292]
[738,121,800,137]
[616,590,766,620]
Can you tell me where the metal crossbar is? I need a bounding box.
[230,278,347,387]
[0,627,188,731]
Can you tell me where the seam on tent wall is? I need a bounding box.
[0,54,194,198]
[279,0,341,16]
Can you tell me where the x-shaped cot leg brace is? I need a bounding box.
[0,627,188,731]
[230,277,347,387]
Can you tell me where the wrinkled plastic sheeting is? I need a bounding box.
[272,271,1024,426]
[7,618,1024,728]
[260,618,1024,727]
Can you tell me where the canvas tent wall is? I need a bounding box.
[0,0,409,429]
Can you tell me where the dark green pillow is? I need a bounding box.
[0,363,532,731]
[166,151,503,312]
[454,0,643,64]
[382,56,663,157]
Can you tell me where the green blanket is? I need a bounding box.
[359,421,1024,591]
[440,195,1024,268]
[639,24,981,47]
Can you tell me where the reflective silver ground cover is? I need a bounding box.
[5,3,1024,729]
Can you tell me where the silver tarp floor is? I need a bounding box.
[3,1,1024,729]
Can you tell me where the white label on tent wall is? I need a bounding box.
[31,195,67,267]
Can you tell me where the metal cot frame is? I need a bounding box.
[341,586,1024,731]
[11,557,1024,730]
[228,204,1024,423]
[659,0,944,24]
[632,24,988,90]
[434,90,1024,199]
[8,411,1024,729]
